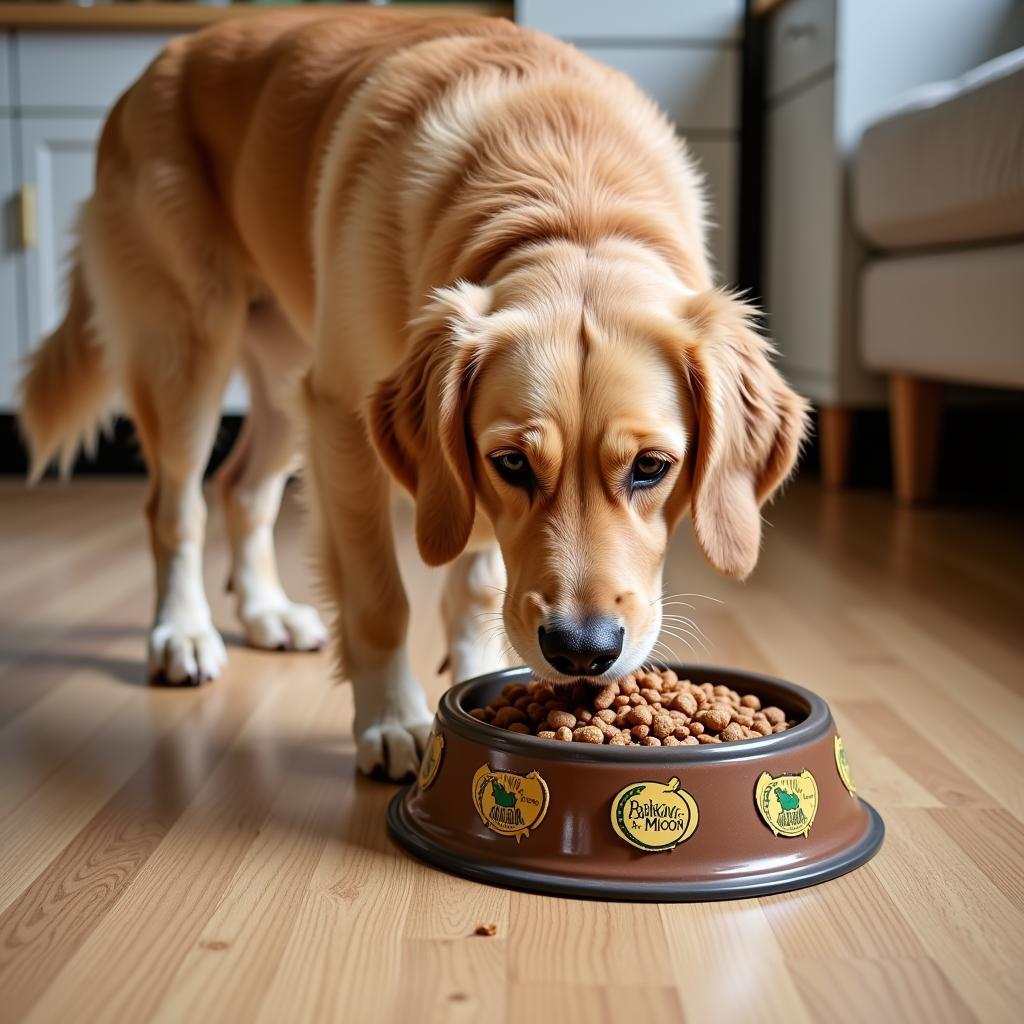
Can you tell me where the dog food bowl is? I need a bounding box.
[387,664,883,901]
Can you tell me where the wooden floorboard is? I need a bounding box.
[0,478,1021,1023]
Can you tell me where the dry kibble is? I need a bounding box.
[626,706,654,727]
[493,706,527,728]
[696,707,731,733]
[475,669,799,745]
[546,710,577,731]
[651,713,674,739]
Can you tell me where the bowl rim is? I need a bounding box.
[437,663,832,765]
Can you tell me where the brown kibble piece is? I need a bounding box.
[608,731,629,745]
[475,923,498,937]
[573,725,604,744]
[555,726,573,742]
[720,722,745,742]
[626,705,654,727]
[651,713,674,739]
[641,736,662,746]
[469,708,488,721]
[697,707,731,733]
[537,730,556,739]
[630,724,650,740]
[593,685,618,710]
[493,706,528,728]
[763,706,786,725]
[671,692,699,716]
[595,708,617,724]
[507,722,531,734]
[546,710,576,731]
[740,694,761,710]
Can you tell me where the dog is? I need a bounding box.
[19,9,808,780]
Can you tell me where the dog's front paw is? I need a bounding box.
[355,716,433,782]
[240,598,327,652]
[147,619,227,685]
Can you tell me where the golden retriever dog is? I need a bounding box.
[19,9,808,779]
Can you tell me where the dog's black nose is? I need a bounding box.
[538,616,624,676]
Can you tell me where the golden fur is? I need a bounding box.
[18,10,808,779]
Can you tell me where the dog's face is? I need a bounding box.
[371,264,808,684]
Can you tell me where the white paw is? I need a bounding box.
[356,716,434,782]
[148,620,227,685]
[241,599,327,652]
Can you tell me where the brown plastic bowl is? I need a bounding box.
[388,664,883,901]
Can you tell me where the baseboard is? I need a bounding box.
[0,414,243,477]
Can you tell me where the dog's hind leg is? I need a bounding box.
[442,546,513,683]
[82,215,245,684]
[217,300,326,652]
[304,385,431,781]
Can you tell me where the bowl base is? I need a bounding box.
[387,789,885,902]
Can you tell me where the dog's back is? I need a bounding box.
[18,8,519,476]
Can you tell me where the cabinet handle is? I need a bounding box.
[19,185,37,249]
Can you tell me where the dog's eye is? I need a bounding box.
[491,451,533,488]
[632,454,671,488]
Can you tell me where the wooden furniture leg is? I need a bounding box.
[818,405,854,489]
[890,374,943,504]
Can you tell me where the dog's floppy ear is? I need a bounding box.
[680,292,809,579]
[369,282,493,567]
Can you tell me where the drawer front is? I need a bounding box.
[765,77,841,388]
[517,0,744,42]
[768,0,836,99]
[0,33,10,109]
[17,31,176,111]
[585,45,738,132]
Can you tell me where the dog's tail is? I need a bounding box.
[18,258,114,482]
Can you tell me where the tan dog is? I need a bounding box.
[19,10,808,779]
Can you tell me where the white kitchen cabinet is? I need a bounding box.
[18,116,103,353]
[1,116,20,408]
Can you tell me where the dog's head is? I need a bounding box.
[370,249,808,684]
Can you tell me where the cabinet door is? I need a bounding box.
[765,78,841,400]
[19,117,103,353]
[0,117,20,408]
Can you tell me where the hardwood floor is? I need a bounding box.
[0,477,1021,1023]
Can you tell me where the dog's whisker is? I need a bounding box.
[661,624,709,652]
[661,614,711,644]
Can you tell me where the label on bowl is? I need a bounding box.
[610,777,699,853]
[834,736,856,796]
[471,765,549,842]
[755,770,819,837]
[418,729,445,790]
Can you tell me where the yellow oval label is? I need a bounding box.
[834,735,856,796]
[755,770,819,837]
[418,729,445,790]
[610,777,699,853]
[471,765,549,842]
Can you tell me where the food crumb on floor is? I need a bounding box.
[474,923,498,937]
